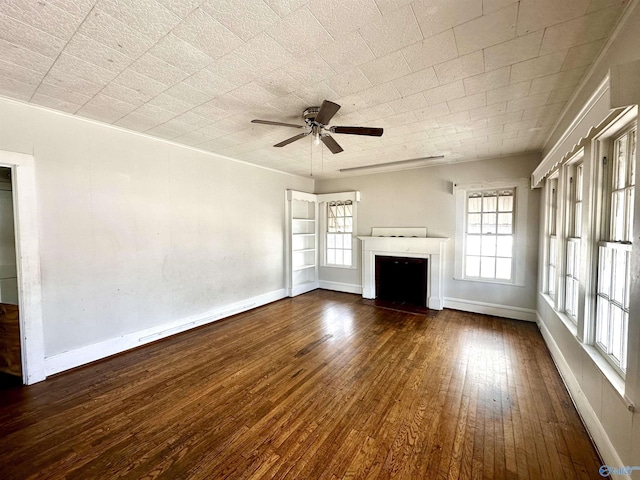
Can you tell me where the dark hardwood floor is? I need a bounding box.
[0,290,606,479]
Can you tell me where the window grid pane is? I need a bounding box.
[465,189,514,281]
[326,201,353,266]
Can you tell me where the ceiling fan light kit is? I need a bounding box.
[251,100,384,155]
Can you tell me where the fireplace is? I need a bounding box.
[358,228,449,310]
[375,256,428,307]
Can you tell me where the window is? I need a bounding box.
[595,124,636,374]
[547,176,559,299]
[564,162,583,321]
[464,189,514,281]
[454,178,528,286]
[325,200,353,267]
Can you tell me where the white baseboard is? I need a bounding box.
[443,297,537,322]
[44,288,287,376]
[318,280,362,295]
[536,314,629,480]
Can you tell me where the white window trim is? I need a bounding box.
[317,191,360,270]
[454,178,528,286]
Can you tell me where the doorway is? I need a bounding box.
[0,167,21,385]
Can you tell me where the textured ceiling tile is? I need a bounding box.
[433,51,484,85]
[501,118,536,132]
[172,8,244,60]
[447,92,486,113]
[286,55,337,84]
[517,0,590,36]
[586,0,627,13]
[206,93,250,116]
[96,0,181,41]
[0,38,55,73]
[335,93,368,112]
[201,0,280,41]
[0,58,41,86]
[391,68,439,97]
[147,92,193,115]
[454,3,518,55]
[263,0,310,18]
[324,68,372,97]
[36,81,93,106]
[191,101,232,123]
[463,66,510,94]
[318,32,376,73]
[357,103,396,121]
[506,92,551,112]
[114,109,166,132]
[388,92,428,114]
[100,82,146,107]
[529,66,587,95]
[266,7,334,58]
[150,34,213,74]
[540,7,621,55]
[173,130,215,147]
[358,82,402,106]
[209,52,258,85]
[510,51,567,83]
[63,33,134,74]
[79,10,156,59]
[483,31,543,71]
[521,101,566,121]
[308,0,382,38]
[358,5,422,57]
[485,81,531,105]
[30,92,82,113]
[42,65,105,98]
[155,0,202,18]
[422,80,466,105]
[401,29,459,72]
[413,102,451,120]
[77,93,138,123]
[164,83,212,106]
[233,32,295,75]
[230,82,279,107]
[468,102,507,120]
[547,86,576,104]
[359,51,412,85]
[48,53,118,87]
[436,110,471,127]
[129,53,189,87]
[373,0,414,15]
[483,0,518,14]
[2,1,81,40]
[562,40,605,70]
[113,69,168,102]
[0,73,37,100]
[185,68,239,97]
[256,70,300,97]
[487,110,524,126]
[412,0,483,38]
[0,13,66,58]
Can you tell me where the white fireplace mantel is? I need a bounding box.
[358,236,449,310]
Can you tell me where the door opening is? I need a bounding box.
[0,167,21,386]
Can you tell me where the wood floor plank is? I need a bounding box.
[0,291,607,479]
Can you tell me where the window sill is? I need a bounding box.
[454,276,524,287]
[320,264,357,270]
[541,294,578,337]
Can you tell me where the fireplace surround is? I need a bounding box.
[358,228,448,310]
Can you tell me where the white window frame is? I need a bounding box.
[563,156,584,322]
[318,191,359,270]
[454,178,528,286]
[546,174,559,300]
[593,121,636,376]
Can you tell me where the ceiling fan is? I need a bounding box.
[251,100,383,154]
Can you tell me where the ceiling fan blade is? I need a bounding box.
[274,132,310,147]
[321,134,344,154]
[331,126,384,136]
[252,119,304,128]
[314,100,341,125]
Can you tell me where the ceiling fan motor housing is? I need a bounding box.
[303,107,321,125]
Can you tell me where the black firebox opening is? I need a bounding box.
[375,256,428,307]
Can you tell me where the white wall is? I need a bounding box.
[0,97,313,360]
[315,153,541,314]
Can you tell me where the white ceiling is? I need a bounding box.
[0,0,629,178]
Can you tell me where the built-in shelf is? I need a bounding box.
[286,190,319,297]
